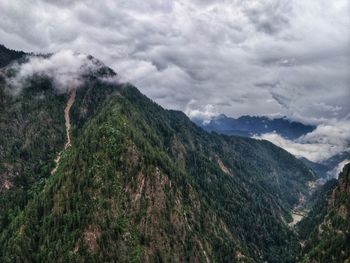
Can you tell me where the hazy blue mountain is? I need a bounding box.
[195,114,316,140]
[195,114,350,180]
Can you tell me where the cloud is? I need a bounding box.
[0,0,348,124]
[6,50,115,94]
[254,120,350,162]
[242,0,293,35]
[185,100,217,124]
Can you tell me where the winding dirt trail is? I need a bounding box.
[51,89,76,175]
[64,89,76,149]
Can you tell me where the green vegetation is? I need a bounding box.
[0,48,321,262]
[298,163,350,263]
[0,75,66,233]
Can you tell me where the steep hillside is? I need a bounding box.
[298,163,350,262]
[0,49,317,262]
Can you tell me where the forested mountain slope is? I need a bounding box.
[298,163,350,263]
[0,46,318,262]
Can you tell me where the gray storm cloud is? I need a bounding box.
[0,0,348,124]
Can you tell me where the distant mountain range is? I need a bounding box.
[194,114,316,139]
[195,114,350,180]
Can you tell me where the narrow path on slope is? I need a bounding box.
[51,89,76,175]
[63,89,76,149]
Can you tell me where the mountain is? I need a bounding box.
[0,45,319,262]
[297,163,350,262]
[196,114,316,140]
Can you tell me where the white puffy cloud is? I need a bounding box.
[7,50,114,94]
[254,120,350,162]
[185,100,217,124]
[12,51,86,92]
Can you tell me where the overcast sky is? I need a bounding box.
[1,0,349,125]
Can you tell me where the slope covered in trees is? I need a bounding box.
[298,163,350,262]
[0,46,320,262]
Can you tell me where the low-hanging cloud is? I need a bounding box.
[6,50,115,94]
[185,100,217,124]
[254,120,350,163]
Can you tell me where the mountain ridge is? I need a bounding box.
[0,45,330,262]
